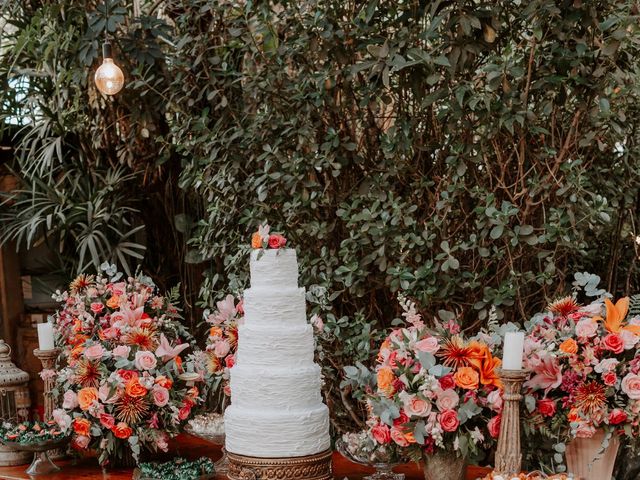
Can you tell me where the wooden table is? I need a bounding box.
[0,435,491,479]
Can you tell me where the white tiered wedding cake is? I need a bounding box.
[224,248,331,458]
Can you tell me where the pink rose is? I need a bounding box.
[622,373,640,399]
[488,415,501,438]
[178,405,192,421]
[436,389,459,412]
[487,390,503,412]
[99,413,115,429]
[84,344,105,361]
[90,302,105,314]
[268,234,287,249]
[371,424,391,444]
[62,390,79,410]
[575,319,598,338]
[404,395,431,417]
[390,427,409,447]
[439,410,460,432]
[152,386,170,407]
[99,383,119,404]
[603,334,624,354]
[74,435,90,449]
[213,339,231,358]
[415,336,440,354]
[595,358,619,373]
[112,345,131,358]
[609,408,628,425]
[537,398,557,418]
[603,371,617,386]
[135,351,157,371]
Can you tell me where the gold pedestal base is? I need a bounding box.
[227,449,332,480]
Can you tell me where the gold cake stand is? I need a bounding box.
[227,449,332,480]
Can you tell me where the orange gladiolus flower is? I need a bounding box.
[479,354,502,389]
[598,297,640,335]
[454,366,480,390]
[559,338,578,354]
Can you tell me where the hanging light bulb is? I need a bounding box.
[94,42,124,95]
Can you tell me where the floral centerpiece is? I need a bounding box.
[51,264,204,467]
[0,421,68,445]
[522,295,640,475]
[250,223,287,250]
[362,297,503,479]
[201,294,242,401]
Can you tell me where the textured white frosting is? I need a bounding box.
[225,404,331,457]
[250,249,298,288]
[243,286,307,326]
[224,247,331,458]
[235,323,315,367]
[230,364,322,409]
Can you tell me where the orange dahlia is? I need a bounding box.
[123,326,158,351]
[69,274,95,294]
[115,395,150,425]
[75,360,101,388]
[574,381,607,417]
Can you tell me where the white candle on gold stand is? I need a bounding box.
[502,331,525,370]
[37,322,55,351]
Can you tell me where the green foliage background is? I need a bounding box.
[2,0,640,433]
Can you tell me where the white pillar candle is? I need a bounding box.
[37,322,55,351]
[502,331,525,370]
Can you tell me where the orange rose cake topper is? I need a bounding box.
[251,223,287,249]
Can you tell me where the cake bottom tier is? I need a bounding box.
[224,404,331,458]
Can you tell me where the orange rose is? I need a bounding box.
[112,422,133,439]
[77,387,99,411]
[567,408,580,423]
[106,295,120,309]
[251,232,263,249]
[72,417,91,436]
[377,367,396,396]
[467,341,490,370]
[454,366,480,390]
[175,355,183,372]
[125,379,148,398]
[154,375,173,390]
[560,338,578,354]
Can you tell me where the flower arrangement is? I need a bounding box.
[250,223,287,249]
[522,296,640,446]
[135,457,215,480]
[51,265,204,466]
[202,294,242,400]
[0,421,68,445]
[363,297,503,462]
[481,473,571,480]
[339,430,405,465]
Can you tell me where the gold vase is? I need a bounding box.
[565,429,620,480]
[422,451,465,480]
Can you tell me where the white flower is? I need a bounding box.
[470,427,485,444]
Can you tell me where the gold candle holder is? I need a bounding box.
[494,368,529,476]
[33,348,60,422]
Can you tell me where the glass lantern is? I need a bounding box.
[0,340,32,466]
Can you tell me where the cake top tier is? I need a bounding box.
[250,249,299,288]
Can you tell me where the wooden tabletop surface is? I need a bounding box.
[0,435,491,479]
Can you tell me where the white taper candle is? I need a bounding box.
[37,322,55,351]
[502,331,525,370]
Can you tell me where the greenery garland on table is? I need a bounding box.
[135,457,215,480]
[0,421,68,445]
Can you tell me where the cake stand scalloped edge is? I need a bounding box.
[227,449,333,480]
